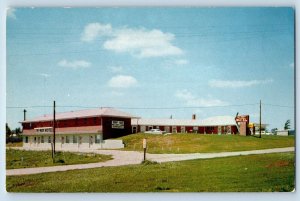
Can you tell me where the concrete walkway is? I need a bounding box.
[6,147,294,176]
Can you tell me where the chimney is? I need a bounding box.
[192,114,196,120]
[23,109,27,121]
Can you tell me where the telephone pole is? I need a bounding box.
[53,100,56,153]
[259,100,262,138]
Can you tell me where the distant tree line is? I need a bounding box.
[6,123,22,143]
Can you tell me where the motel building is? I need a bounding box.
[131,115,241,135]
[21,108,134,150]
[21,107,251,151]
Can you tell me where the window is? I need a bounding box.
[95,134,101,144]
[34,137,37,143]
[207,126,214,131]
[48,136,51,143]
[41,136,44,143]
[73,135,78,143]
[66,136,70,143]
[25,136,28,143]
[94,117,97,125]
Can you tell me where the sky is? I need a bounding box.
[6,7,295,130]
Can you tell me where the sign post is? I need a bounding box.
[143,138,147,161]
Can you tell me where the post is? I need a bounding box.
[259,100,262,138]
[51,142,54,161]
[143,138,147,161]
[53,101,56,153]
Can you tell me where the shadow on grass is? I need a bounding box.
[250,135,262,138]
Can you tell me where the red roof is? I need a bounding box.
[21,107,135,123]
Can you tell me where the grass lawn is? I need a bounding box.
[119,133,295,154]
[6,142,23,147]
[6,149,112,169]
[6,152,295,192]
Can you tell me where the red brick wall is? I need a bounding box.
[22,117,102,130]
[185,126,193,133]
[102,117,131,139]
[198,127,205,134]
[231,125,238,134]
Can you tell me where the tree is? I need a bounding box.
[6,123,11,138]
[284,120,291,130]
[13,127,22,135]
[271,128,278,134]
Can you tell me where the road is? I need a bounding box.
[6,147,294,176]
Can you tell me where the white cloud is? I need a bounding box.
[209,79,273,88]
[81,22,183,58]
[58,59,91,69]
[175,89,227,107]
[174,59,189,65]
[110,66,123,73]
[7,8,16,19]
[81,22,112,42]
[104,28,183,58]
[108,75,137,88]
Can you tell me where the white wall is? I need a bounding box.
[23,134,124,151]
[276,130,289,136]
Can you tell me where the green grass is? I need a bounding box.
[6,149,112,169]
[118,133,295,154]
[6,152,295,192]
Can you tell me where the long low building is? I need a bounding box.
[20,108,250,150]
[21,107,135,150]
[131,115,239,134]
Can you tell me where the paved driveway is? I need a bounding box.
[6,147,294,176]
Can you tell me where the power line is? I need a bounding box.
[6,103,259,110]
[7,103,294,110]
[262,103,294,108]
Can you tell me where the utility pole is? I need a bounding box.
[23,109,27,121]
[53,100,56,154]
[143,138,147,161]
[259,100,262,138]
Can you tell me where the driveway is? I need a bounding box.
[6,147,294,176]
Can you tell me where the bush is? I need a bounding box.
[6,136,22,144]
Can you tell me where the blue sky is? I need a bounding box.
[6,7,295,130]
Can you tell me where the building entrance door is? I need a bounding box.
[218,126,222,135]
[172,126,177,133]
